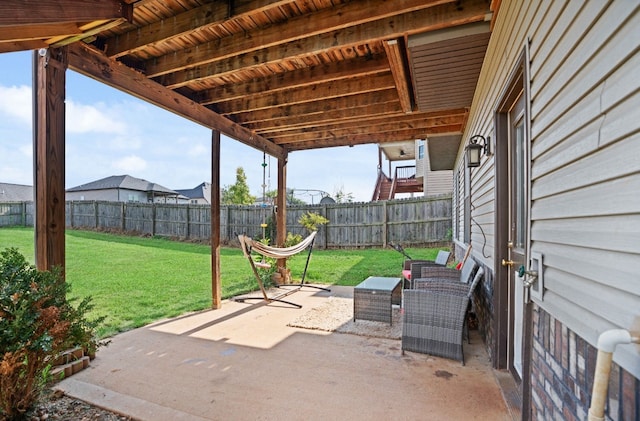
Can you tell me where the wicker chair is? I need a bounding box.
[401,250,450,288]
[413,256,478,289]
[402,267,484,364]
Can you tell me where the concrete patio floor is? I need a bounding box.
[56,286,518,420]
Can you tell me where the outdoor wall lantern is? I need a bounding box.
[466,135,491,168]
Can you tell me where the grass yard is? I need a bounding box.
[0,226,448,338]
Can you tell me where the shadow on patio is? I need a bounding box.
[56,286,517,421]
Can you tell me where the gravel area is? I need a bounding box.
[25,389,133,421]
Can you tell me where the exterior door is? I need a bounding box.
[506,92,527,378]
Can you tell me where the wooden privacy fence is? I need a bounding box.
[1,195,452,248]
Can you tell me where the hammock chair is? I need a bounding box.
[237,231,329,308]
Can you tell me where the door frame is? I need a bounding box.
[493,47,532,419]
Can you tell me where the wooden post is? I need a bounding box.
[211,130,222,309]
[33,48,67,273]
[276,153,288,270]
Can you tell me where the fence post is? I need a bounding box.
[22,201,27,227]
[152,203,156,237]
[121,202,126,232]
[186,204,191,240]
[382,201,387,248]
[322,204,328,249]
[94,201,99,229]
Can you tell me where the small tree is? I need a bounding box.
[333,184,354,203]
[0,248,103,420]
[222,167,256,205]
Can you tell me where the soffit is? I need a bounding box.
[408,21,490,169]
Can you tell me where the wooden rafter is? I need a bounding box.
[150,0,488,88]
[0,0,130,25]
[144,0,454,78]
[231,90,401,125]
[198,55,389,105]
[214,73,395,115]
[106,0,294,58]
[269,113,467,143]
[383,39,413,113]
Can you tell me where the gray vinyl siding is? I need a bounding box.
[66,188,121,202]
[424,170,452,196]
[459,1,640,377]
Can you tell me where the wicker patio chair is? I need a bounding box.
[402,267,484,364]
[413,256,478,289]
[401,250,450,288]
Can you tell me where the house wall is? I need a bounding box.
[456,1,640,418]
[66,188,169,203]
[418,139,453,196]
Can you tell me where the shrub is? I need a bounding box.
[298,212,329,233]
[0,248,103,420]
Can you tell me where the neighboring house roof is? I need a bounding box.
[0,182,33,202]
[176,182,211,203]
[67,175,179,196]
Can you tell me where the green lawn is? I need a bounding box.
[0,226,446,338]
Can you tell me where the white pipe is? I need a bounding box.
[587,329,635,421]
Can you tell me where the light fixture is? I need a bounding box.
[466,135,491,168]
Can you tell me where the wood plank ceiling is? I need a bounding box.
[1,0,495,165]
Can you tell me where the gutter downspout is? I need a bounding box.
[588,329,639,421]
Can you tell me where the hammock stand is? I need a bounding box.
[237,231,330,308]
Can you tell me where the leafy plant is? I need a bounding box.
[284,232,303,247]
[298,212,329,233]
[0,248,104,420]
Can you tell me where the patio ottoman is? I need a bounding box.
[354,276,402,324]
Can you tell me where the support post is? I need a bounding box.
[33,47,67,273]
[276,153,288,270]
[211,130,222,309]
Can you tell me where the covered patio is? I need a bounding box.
[56,286,515,420]
[1,1,518,418]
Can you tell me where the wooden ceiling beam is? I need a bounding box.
[269,113,467,143]
[67,42,285,160]
[214,73,395,115]
[145,0,453,77]
[105,0,293,58]
[231,89,400,125]
[249,103,406,132]
[0,0,131,26]
[287,125,463,151]
[0,23,81,42]
[383,39,413,113]
[50,18,129,47]
[254,107,468,133]
[0,40,48,54]
[155,0,488,88]
[199,54,389,105]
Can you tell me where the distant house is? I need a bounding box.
[176,182,211,204]
[66,175,186,203]
[0,182,33,202]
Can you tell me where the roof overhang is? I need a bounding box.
[408,20,491,170]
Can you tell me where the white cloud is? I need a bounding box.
[66,100,127,134]
[111,155,148,173]
[0,85,32,125]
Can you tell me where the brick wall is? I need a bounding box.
[531,305,639,420]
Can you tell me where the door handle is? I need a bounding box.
[501,259,514,267]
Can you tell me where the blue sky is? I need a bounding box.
[0,51,380,203]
